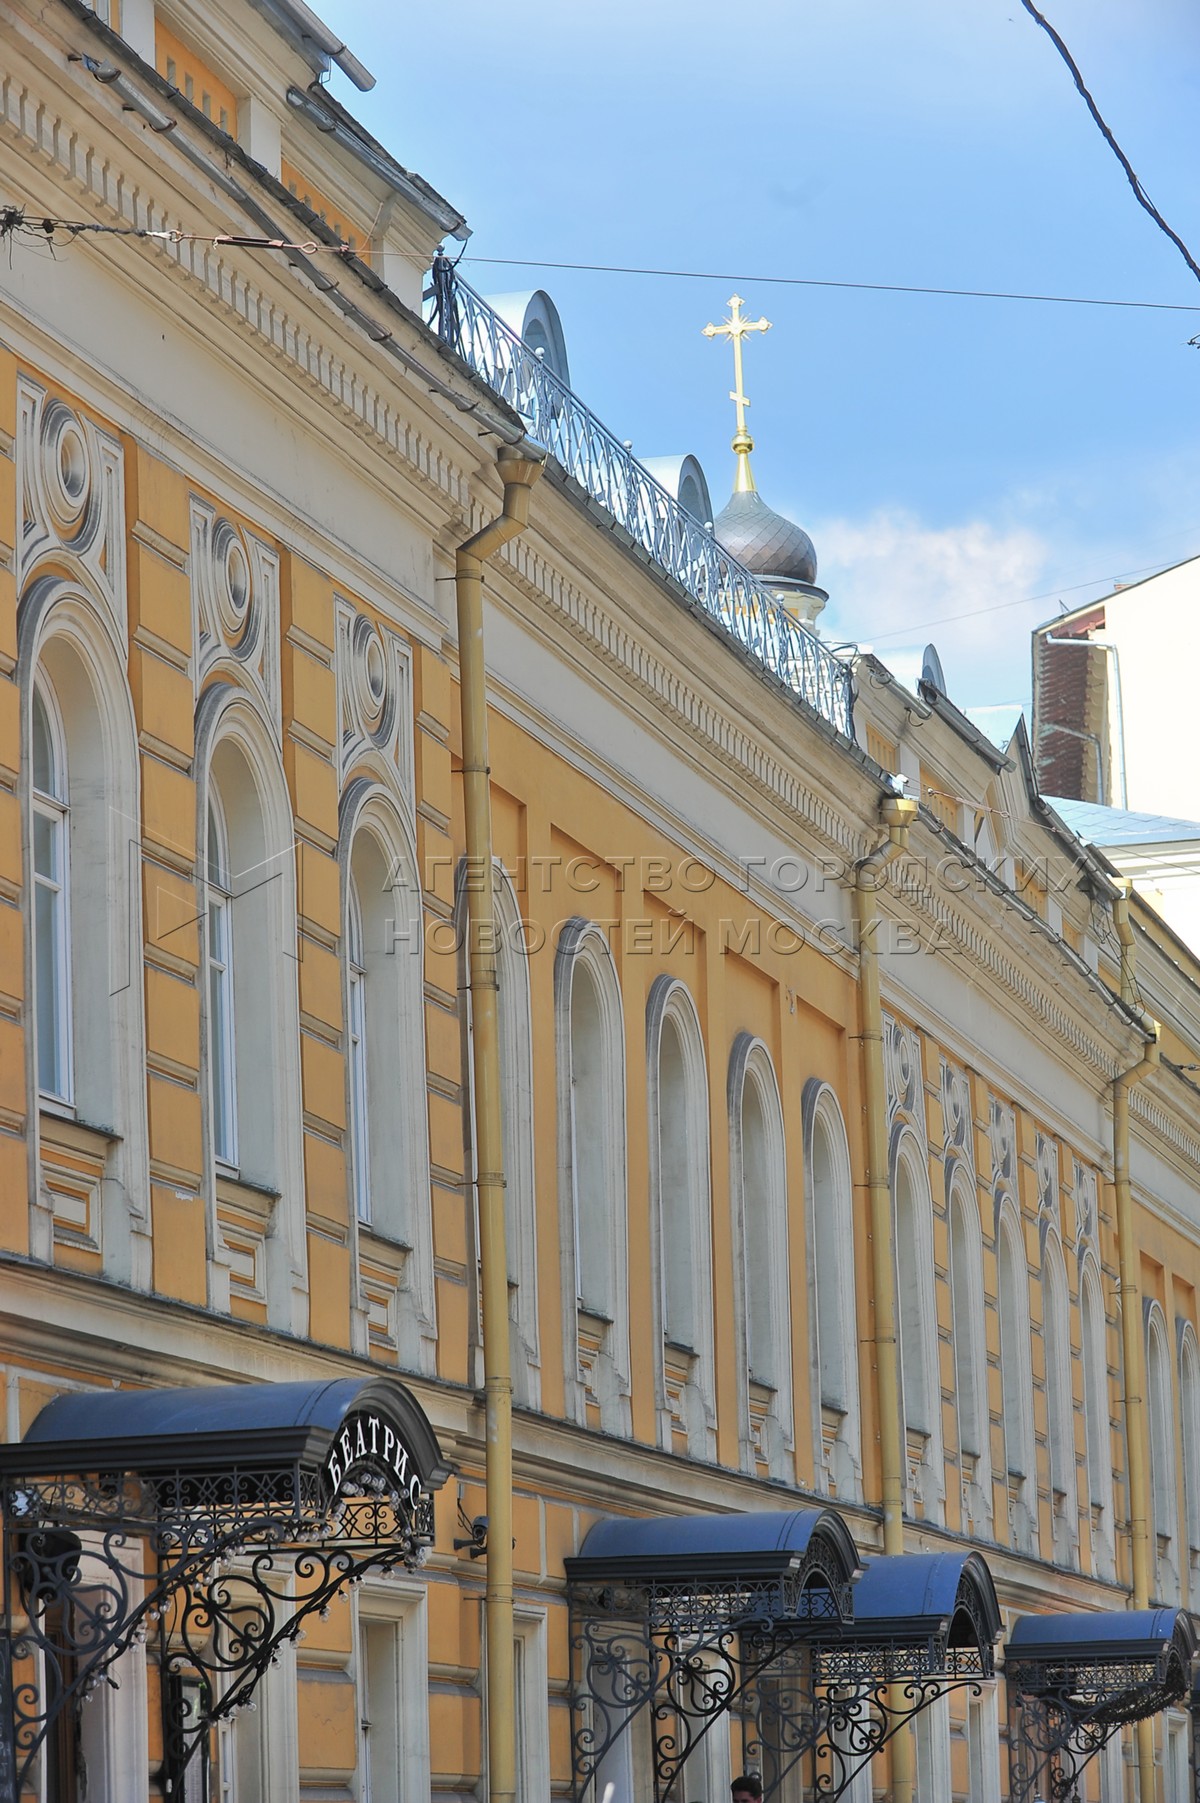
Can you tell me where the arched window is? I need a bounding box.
[493,868,539,1406]
[206,793,237,1167]
[803,1081,861,1500]
[340,787,435,1371]
[1146,1304,1179,1602]
[893,1131,942,1519]
[1180,1326,1200,1598]
[648,978,714,1460]
[198,689,305,1332]
[458,863,540,1407]
[32,683,71,1102]
[1080,1256,1116,1578]
[997,1202,1037,1554]
[23,589,150,1288]
[948,1167,991,1535]
[1042,1231,1077,1565]
[556,920,629,1433]
[730,1035,792,1480]
[345,874,369,1225]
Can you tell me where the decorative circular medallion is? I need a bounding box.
[41,401,92,542]
[350,613,392,743]
[211,518,254,649]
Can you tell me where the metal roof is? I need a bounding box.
[1047,796,1200,848]
[843,1550,1001,1647]
[0,1376,451,1488]
[565,1506,860,1589]
[1006,1606,1191,1660]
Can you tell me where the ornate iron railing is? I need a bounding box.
[427,258,854,740]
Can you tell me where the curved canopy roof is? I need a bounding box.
[846,1551,1001,1647]
[1,1376,451,1492]
[568,1506,859,1589]
[1006,1608,1197,1727]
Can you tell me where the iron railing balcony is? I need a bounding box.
[427,259,854,740]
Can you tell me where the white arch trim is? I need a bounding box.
[339,776,436,1370]
[555,918,630,1433]
[802,1078,862,1501]
[19,575,150,1287]
[1042,1226,1079,1563]
[729,1032,793,1478]
[890,1124,944,1518]
[1079,1251,1116,1578]
[946,1157,992,1532]
[647,975,715,1459]
[195,678,307,1335]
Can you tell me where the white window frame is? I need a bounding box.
[913,1692,952,1799]
[206,790,238,1169]
[339,786,437,1369]
[1080,1255,1117,1578]
[729,1033,794,1480]
[996,1196,1037,1553]
[1146,1301,1179,1602]
[892,1128,944,1520]
[1179,1322,1200,1596]
[803,1079,862,1501]
[948,1166,992,1535]
[966,1682,1002,1803]
[459,862,542,1406]
[31,681,73,1105]
[216,1580,298,1801]
[353,1579,429,1803]
[76,1621,149,1801]
[347,872,371,1225]
[555,918,630,1433]
[647,976,715,1461]
[1042,1229,1078,1565]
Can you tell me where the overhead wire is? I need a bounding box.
[1017,0,1200,292]
[861,550,1200,645]
[459,255,1200,317]
[0,204,353,257]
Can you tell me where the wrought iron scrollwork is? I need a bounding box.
[2,1463,432,1792]
[424,256,855,742]
[569,1590,817,1803]
[1007,1634,1194,1803]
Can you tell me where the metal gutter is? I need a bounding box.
[244,0,375,90]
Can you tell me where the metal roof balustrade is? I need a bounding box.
[428,261,855,740]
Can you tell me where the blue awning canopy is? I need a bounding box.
[1005,1607,1197,1727]
[0,1376,452,1495]
[841,1550,1001,1653]
[568,1506,860,1589]
[565,1506,861,1629]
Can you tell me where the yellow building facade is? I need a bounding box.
[1,0,1200,1799]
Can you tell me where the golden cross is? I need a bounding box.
[702,294,771,447]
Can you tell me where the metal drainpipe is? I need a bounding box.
[1111,887,1161,1802]
[454,445,545,1803]
[853,791,919,1803]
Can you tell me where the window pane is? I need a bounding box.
[34,811,57,880]
[36,879,62,1094]
[32,689,55,795]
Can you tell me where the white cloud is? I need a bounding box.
[809,508,1053,708]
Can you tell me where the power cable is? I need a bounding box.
[460,255,1200,317]
[0,204,353,257]
[852,549,1200,645]
[1017,0,1200,340]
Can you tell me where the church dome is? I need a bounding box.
[713,488,818,587]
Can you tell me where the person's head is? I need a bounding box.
[731,1778,762,1803]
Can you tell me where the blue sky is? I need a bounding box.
[322,0,1200,709]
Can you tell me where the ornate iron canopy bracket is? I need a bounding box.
[564,1507,861,1803]
[1005,1609,1198,1803]
[0,1377,450,1794]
